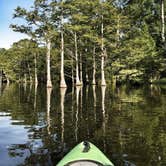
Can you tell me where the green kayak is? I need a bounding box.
[57,141,114,166]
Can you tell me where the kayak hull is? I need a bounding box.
[57,142,114,166]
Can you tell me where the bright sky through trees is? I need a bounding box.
[0,0,33,48]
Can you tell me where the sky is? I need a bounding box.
[0,0,33,49]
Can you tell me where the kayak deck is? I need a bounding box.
[57,141,114,166]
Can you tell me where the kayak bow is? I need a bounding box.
[57,141,114,166]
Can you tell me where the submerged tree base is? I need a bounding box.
[76,82,83,86]
[60,83,67,88]
[47,81,52,88]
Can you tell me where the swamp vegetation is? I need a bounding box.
[0,0,165,87]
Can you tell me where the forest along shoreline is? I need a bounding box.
[0,0,166,88]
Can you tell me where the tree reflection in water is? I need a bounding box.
[0,84,165,166]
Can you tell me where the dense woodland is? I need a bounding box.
[0,0,166,88]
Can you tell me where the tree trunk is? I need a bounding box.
[6,77,10,85]
[80,53,83,85]
[0,70,2,88]
[161,0,165,42]
[117,14,120,47]
[60,12,67,88]
[72,55,74,86]
[34,53,38,85]
[101,15,106,86]
[46,40,52,88]
[28,63,32,82]
[92,47,96,85]
[75,32,81,86]
[24,73,27,83]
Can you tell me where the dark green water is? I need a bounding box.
[0,83,166,166]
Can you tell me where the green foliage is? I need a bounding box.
[0,0,165,85]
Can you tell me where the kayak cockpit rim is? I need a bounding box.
[65,160,112,166]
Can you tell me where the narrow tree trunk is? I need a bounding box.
[92,47,96,85]
[28,63,32,82]
[85,48,89,84]
[117,14,120,46]
[101,15,106,86]
[34,53,38,85]
[24,73,27,83]
[75,32,81,86]
[86,73,89,84]
[6,77,10,86]
[46,40,52,88]
[161,0,165,42]
[60,12,67,88]
[0,70,2,88]
[72,55,74,86]
[80,53,83,85]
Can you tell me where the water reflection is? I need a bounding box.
[34,83,38,111]
[101,86,106,152]
[47,87,52,135]
[0,84,166,166]
[93,85,96,122]
[75,86,81,142]
[60,87,67,143]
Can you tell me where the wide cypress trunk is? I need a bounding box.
[46,39,52,88]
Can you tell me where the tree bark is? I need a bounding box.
[34,53,38,85]
[75,32,81,86]
[72,54,74,86]
[24,73,27,83]
[80,53,83,84]
[161,0,165,42]
[0,70,2,88]
[28,63,32,82]
[60,10,67,88]
[92,47,96,85]
[46,39,52,88]
[101,15,106,86]
[117,14,120,47]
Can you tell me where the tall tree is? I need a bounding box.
[59,0,67,88]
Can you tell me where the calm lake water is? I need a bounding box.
[0,83,166,166]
